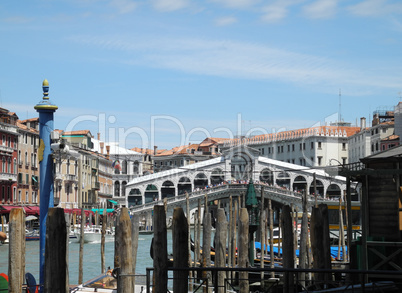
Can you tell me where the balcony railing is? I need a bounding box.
[65,174,77,182]
[55,172,63,181]
[0,173,17,182]
[0,145,13,153]
[92,181,100,190]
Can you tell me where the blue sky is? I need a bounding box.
[1,0,402,150]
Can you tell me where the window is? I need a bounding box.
[18,151,21,164]
[7,136,10,147]
[342,143,346,151]
[26,174,29,185]
[25,152,28,165]
[299,143,302,150]
[281,146,284,153]
[318,156,322,166]
[277,146,280,153]
[261,148,265,155]
[2,135,5,146]
[18,190,21,203]
[2,157,5,173]
[303,143,306,150]
[342,157,347,165]
[318,142,322,149]
[287,145,290,152]
[311,142,314,149]
[7,158,11,173]
[292,144,295,151]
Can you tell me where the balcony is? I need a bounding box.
[0,145,13,154]
[65,174,77,182]
[0,173,17,182]
[92,181,100,190]
[55,172,63,182]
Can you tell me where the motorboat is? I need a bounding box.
[74,226,115,243]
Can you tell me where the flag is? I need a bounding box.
[112,160,122,171]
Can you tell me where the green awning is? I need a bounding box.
[108,199,118,205]
[92,208,115,214]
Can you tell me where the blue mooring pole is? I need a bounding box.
[34,79,58,290]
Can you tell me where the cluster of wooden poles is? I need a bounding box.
[152,191,337,293]
[6,190,338,293]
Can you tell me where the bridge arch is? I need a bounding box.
[309,179,324,196]
[259,168,273,185]
[210,168,224,186]
[194,173,208,190]
[292,175,307,193]
[326,183,342,198]
[128,188,142,207]
[276,171,291,189]
[144,184,159,203]
[178,177,192,195]
[161,180,175,199]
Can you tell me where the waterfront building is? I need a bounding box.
[0,108,19,204]
[220,124,360,168]
[16,118,39,205]
[130,147,158,175]
[348,110,396,164]
[152,139,224,173]
[92,139,143,207]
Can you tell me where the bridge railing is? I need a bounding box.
[130,183,309,214]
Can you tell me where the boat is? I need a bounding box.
[70,269,146,292]
[74,226,115,243]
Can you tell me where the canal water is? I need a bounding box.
[0,232,164,285]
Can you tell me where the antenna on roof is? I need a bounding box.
[338,88,342,123]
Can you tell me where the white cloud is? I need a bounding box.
[215,16,237,26]
[151,0,189,12]
[302,0,338,19]
[347,0,402,17]
[261,2,289,23]
[109,0,138,14]
[211,0,260,9]
[1,16,33,24]
[68,35,402,93]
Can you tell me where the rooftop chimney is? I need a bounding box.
[360,117,366,131]
[106,145,110,159]
[100,142,104,154]
[97,133,100,140]
[154,146,157,156]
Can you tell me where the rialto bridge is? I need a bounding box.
[121,146,357,211]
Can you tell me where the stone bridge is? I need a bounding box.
[120,146,354,210]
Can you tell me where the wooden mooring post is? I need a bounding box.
[310,204,331,285]
[214,208,228,293]
[172,207,189,293]
[153,205,168,293]
[238,208,249,293]
[282,205,294,293]
[8,208,25,293]
[45,208,68,293]
[116,207,134,293]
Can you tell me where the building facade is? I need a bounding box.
[17,118,39,205]
[0,108,18,204]
[220,125,360,168]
